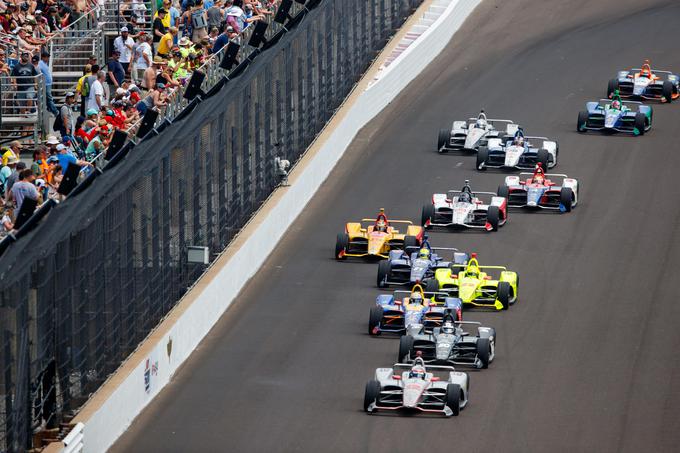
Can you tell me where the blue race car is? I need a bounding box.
[368,285,463,337]
[607,60,680,103]
[377,245,468,288]
[577,95,652,135]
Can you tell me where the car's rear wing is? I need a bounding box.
[519,172,569,179]
[393,363,456,372]
[598,98,643,105]
[446,190,498,199]
[450,263,508,271]
[630,68,674,75]
[361,218,413,225]
[393,290,451,301]
[524,136,551,141]
[466,118,513,123]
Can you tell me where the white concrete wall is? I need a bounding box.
[74,1,481,451]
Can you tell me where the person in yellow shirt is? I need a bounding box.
[1,141,21,166]
[157,26,178,58]
[153,2,172,28]
[76,64,92,116]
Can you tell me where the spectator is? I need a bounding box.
[157,26,177,58]
[0,48,10,76]
[45,135,61,156]
[79,64,99,117]
[189,0,208,44]
[1,141,22,166]
[114,27,135,74]
[39,50,59,116]
[107,50,125,90]
[152,8,167,46]
[0,158,18,194]
[76,65,91,116]
[225,0,244,33]
[86,70,105,112]
[0,209,13,237]
[8,169,39,214]
[84,128,105,158]
[153,1,171,28]
[31,148,49,179]
[208,26,219,45]
[56,143,92,175]
[125,14,141,37]
[57,91,76,138]
[133,33,152,83]
[243,3,265,27]
[212,22,231,54]
[46,5,61,33]
[137,82,166,114]
[207,0,224,30]
[4,161,26,203]
[14,27,41,53]
[168,0,181,36]
[11,51,39,114]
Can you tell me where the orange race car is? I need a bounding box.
[607,60,680,103]
[335,209,424,260]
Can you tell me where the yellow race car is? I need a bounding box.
[335,209,424,260]
[431,253,518,310]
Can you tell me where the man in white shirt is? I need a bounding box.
[87,71,105,112]
[133,33,152,84]
[114,27,135,74]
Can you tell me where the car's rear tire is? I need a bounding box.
[398,335,414,362]
[560,187,574,213]
[476,337,491,369]
[335,233,349,260]
[424,278,439,295]
[537,148,550,170]
[364,380,381,412]
[497,184,509,199]
[663,81,674,103]
[403,235,418,251]
[487,206,500,231]
[577,111,589,132]
[497,281,511,310]
[377,260,390,288]
[421,203,435,227]
[369,306,383,336]
[446,383,461,416]
[634,113,646,136]
[607,78,618,98]
[476,147,488,171]
[438,129,450,152]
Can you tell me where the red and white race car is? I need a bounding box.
[421,181,508,232]
[497,164,579,212]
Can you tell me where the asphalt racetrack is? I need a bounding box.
[112,1,680,452]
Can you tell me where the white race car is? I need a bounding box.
[421,181,508,232]
[364,356,469,416]
[477,129,559,171]
[438,110,521,153]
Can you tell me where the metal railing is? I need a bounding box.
[0,74,47,144]
[99,0,154,33]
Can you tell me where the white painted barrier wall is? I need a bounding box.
[74,1,481,451]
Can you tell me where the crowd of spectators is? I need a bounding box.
[0,0,280,239]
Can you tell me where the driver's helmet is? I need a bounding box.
[441,321,455,335]
[466,266,479,278]
[459,191,472,203]
[409,366,426,380]
[534,174,544,184]
[418,248,431,260]
[410,291,424,306]
[476,117,487,128]
[514,136,524,146]
[376,219,387,232]
[611,100,621,110]
[640,63,651,77]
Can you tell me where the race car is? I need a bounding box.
[421,180,508,232]
[398,314,496,369]
[607,60,680,103]
[368,284,463,336]
[377,242,469,288]
[437,110,521,153]
[476,129,558,171]
[364,355,469,416]
[497,163,579,212]
[432,253,518,310]
[335,208,423,260]
[577,93,652,135]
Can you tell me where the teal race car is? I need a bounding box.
[577,93,652,136]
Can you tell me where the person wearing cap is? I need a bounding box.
[11,51,39,114]
[86,70,105,112]
[107,50,126,91]
[38,50,59,116]
[57,143,92,175]
[134,33,152,84]
[1,141,21,166]
[154,1,172,28]
[114,27,135,74]
[157,26,177,58]
[58,91,76,138]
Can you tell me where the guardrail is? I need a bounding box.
[0,74,47,144]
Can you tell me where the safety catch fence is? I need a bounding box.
[0,0,422,450]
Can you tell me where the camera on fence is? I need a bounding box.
[275,156,290,186]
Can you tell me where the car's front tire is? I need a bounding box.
[663,80,674,103]
[497,281,511,310]
[438,129,450,152]
[398,335,414,362]
[335,233,349,260]
[560,187,574,213]
[476,337,491,369]
[577,111,589,132]
[634,113,646,136]
[487,206,500,231]
[377,260,390,288]
[369,306,383,336]
[421,203,435,227]
[476,147,488,171]
[364,380,381,412]
[446,383,461,416]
